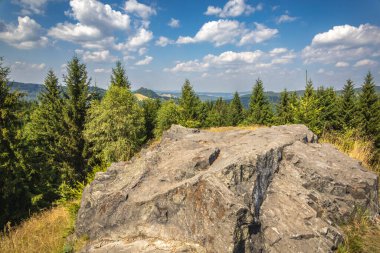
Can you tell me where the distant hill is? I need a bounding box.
[134,87,161,99]
[9,81,106,101]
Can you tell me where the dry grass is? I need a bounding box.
[134,93,149,101]
[0,205,73,253]
[205,125,264,132]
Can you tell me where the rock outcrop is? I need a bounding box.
[76,125,379,253]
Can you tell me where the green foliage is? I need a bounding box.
[275,89,295,125]
[228,92,244,126]
[62,56,90,184]
[316,86,340,133]
[142,99,161,139]
[179,79,202,127]
[205,98,229,127]
[155,100,181,137]
[110,61,130,89]
[339,79,357,129]
[246,79,273,125]
[0,58,30,226]
[85,85,145,163]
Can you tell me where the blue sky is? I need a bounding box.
[0,0,380,92]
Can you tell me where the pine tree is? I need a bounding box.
[24,70,65,204]
[84,85,145,163]
[228,92,243,126]
[179,79,202,127]
[110,61,130,88]
[276,89,294,125]
[357,72,379,139]
[155,100,181,137]
[62,56,90,183]
[247,79,273,125]
[339,79,357,129]
[0,58,30,226]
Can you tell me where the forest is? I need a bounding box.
[0,55,379,230]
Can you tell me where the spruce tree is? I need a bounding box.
[339,79,357,129]
[357,72,379,139]
[24,70,65,204]
[179,79,202,127]
[142,99,161,140]
[0,58,30,226]
[276,89,294,125]
[316,86,340,133]
[110,61,130,88]
[228,92,243,126]
[62,56,90,183]
[247,79,273,125]
[206,97,229,127]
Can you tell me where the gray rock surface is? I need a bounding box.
[76,125,378,253]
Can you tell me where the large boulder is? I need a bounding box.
[76,125,378,252]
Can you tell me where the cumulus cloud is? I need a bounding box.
[69,0,130,31]
[12,0,48,15]
[12,61,46,70]
[124,0,156,19]
[276,14,298,24]
[302,24,380,65]
[165,48,295,73]
[135,55,153,65]
[168,18,180,28]
[49,22,101,43]
[155,36,174,47]
[177,20,277,47]
[94,68,111,73]
[0,16,48,49]
[76,49,116,62]
[354,59,377,67]
[204,0,262,18]
[116,28,153,51]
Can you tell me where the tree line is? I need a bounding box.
[0,56,379,228]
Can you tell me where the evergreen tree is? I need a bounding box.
[316,86,340,133]
[0,58,30,226]
[276,89,294,125]
[357,72,379,139]
[110,61,130,88]
[247,79,273,125]
[228,92,243,126]
[339,79,357,129]
[206,97,229,127]
[155,100,181,137]
[179,79,202,127]
[84,85,145,163]
[295,80,321,134]
[24,70,65,205]
[62,56,90,184]
[142,99,161,140]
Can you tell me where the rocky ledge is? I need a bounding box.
[76,125,379,253]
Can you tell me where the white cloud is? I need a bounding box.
[155,36,174,47]
[12,0,48,15]
[135,55,153,65]
[204,0,261,18]
[12,61,46,70]
[117,28,153,51]
[124,0,156,19]
[49,22,102,43]
[0,16,48,49]
[335,61,349,67]
[238,23,278,45]
[94,68,110,73]
[177,20,277,47]
[354,59,377,67]
[165,48,295,73]
[138,47,147,55]
[76,49,116,62]
[302,24,380,64]
[276,14,298,24]
[70,0,130,31]
[269,47,288,55]
[168,18,180,28]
